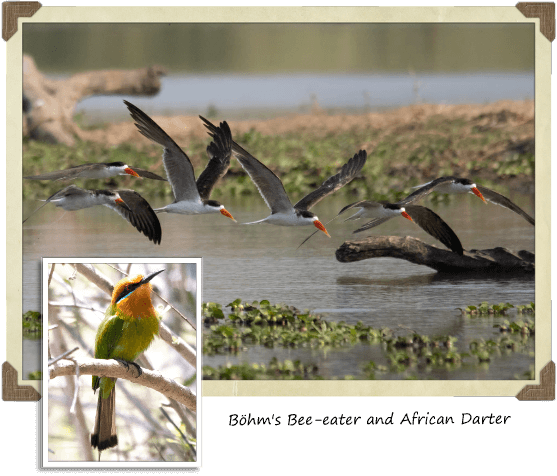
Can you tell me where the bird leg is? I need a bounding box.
[114,358,143,378]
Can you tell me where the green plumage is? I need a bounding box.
[92,304,159,399]
[91,270,163,454]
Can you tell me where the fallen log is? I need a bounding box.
[335,235,534,273]
[23,54,167,146]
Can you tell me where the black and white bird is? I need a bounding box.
[317,176,534,254]
[23,185,162,245]
[24,162,166,181]
[401,176,535,225]
[200,115,367,237]
[345,176,534,237]
[124,100,235,221]
[337,200,464,255]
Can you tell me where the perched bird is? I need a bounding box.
[24,161,166,181]
[200,115,367,237]
[91,269,164,455]
[337,201,464,255]
[23,185,162,245]
[124,100,235,221]
[402,176,535,225]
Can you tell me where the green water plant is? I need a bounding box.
[23,311,42,338]
[457,302,515,316]
[203,357,322,380]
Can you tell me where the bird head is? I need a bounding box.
[112,269,165,317]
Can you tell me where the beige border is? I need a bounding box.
[8,7,549,395]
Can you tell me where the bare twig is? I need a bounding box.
[160,407,196,458]
[48,346,79,366]
[48,263,56,287]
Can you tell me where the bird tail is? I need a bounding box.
[91,387,118,453]
[241,218,268,225]
[343,211,363,222]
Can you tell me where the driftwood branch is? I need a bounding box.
[23,54,167,145]
[49,359,196,413]
[336,236,534,273]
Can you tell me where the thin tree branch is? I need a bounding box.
[49,359,197,413]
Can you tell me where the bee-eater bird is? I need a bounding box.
[124,100,235,221]
[24,161,167,181]
[91,269,164,454]
[23,185,162,244]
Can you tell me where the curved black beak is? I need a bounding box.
[139,268,165,286]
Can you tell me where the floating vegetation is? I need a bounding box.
[27,371,42,380]
[23,311,42,338]
[203,299,535,379]
[203,299,388,355]
[514,365,535,380]
[203,358,323,380]
[494,319,535,336]
[516,302,535,314]
[457,302,515,316]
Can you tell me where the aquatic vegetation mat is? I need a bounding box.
[202,299,535,380]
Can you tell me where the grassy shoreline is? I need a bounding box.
[23,101,534,203]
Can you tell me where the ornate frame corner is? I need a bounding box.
[516,361,555,400]
[2,1,41,41]
[2,362,41,401]
[516,2,556,41]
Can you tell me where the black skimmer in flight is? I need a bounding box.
[23,185,162,244]
[24,162,166,181]
[337,201,464,255]
[402,176,535,225]
[124,100,235,221]
[200,115,367,237]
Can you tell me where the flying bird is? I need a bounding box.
[24,162,166,181]
[402,176,535,225]
[23,185,162,244]
[124,100,235,221]
[337,201,464,255]
[91,269,164,456]
[309,175,534,253]
[200,115,367,237]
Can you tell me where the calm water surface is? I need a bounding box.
[75,72,534,121]
[23,194,535,379]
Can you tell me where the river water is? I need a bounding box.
[23,193,535,379]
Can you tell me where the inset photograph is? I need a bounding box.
[42,259,200,468]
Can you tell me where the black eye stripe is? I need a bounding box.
[115,282,141,304]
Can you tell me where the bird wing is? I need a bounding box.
[131,167,167,181]
[106,190,162,245]
[200,115,292,213]
[337,199,375,218]
[476,186,535,225]
[352,217,393,234]
[404,205,464,255]
[23,165,94,181]
[94,312,125,359]
[196,119,232,200]
[294,150,367,211]
[399,176,458,205]
[124,100,200,203]
[92,311,125,391]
